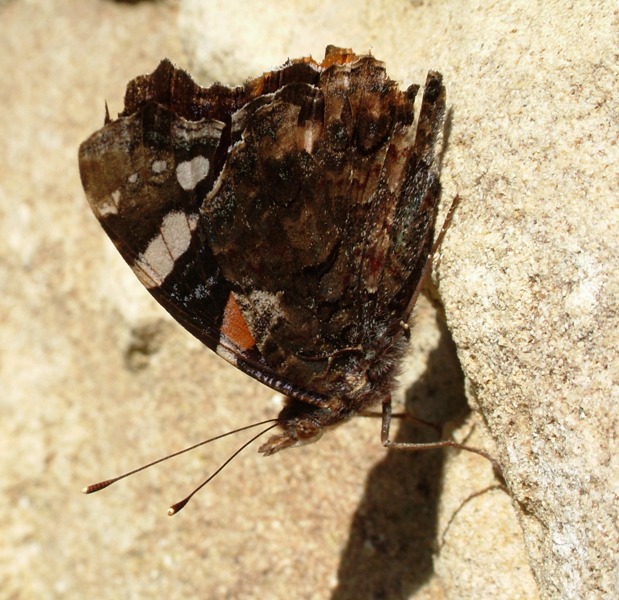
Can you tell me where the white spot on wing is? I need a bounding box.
[176,156,210,191]
[249,290,284,319]
[135,235,172,288]
[152,160,167,174]
[216,344,238,366]
[98,189,121,216]
[134,211,198,288]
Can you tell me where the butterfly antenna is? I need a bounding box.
[81,419,279,498]
[168,422,279,516]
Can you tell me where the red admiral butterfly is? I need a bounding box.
[79,46,468,513]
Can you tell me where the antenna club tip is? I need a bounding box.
[81,479,115,494]
[168,497,189,515]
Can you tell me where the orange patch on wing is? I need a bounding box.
[221,293,256,351]
[320,46,357,68]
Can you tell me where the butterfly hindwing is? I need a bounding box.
[79,48,446,444]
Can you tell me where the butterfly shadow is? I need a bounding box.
[330,313,468,600]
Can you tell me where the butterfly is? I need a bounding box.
[78,46,467,513]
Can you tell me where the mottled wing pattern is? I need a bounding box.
[79,78,232,358]
[202,56,445,400]
[78,57,340,404]
[78,48,445,408]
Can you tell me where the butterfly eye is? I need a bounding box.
[295,417,323,441]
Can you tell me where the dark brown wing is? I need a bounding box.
[78,49,445,408]
[201,55,445,399]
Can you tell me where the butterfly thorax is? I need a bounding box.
[259,325,408,455]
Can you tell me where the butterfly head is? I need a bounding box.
[258,396,353,456]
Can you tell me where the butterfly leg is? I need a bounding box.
[380,395,503,478]
[380,394,459,451]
